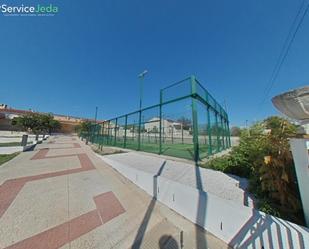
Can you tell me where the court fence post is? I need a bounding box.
[190,75,199,164]
[207,106,212,156]
[114,118,118,146]
[124,115,127,148]
[226,120,232,147]
[215,113,220,152]
[138,110,141,151]
[159,90,163,154]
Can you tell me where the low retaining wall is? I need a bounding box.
[101,156,309,249]
[0,135,49,154]
[0,143,36,154]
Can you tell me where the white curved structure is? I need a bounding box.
[272,86,309,124]
[272,86,309,227]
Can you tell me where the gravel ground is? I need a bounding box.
[102,152,254,207]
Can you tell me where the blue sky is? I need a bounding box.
[1,0,308,126]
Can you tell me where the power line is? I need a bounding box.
[259,1,309,106]
[264,0,305,94]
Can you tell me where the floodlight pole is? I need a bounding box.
[138,70,148,110]
[138,70,148,150]
[94,106,98,123]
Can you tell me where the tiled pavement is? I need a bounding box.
[0,135,229,249]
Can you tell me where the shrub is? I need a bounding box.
[203,116,305,225]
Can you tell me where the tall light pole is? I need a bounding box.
[138,70,148,110]
[94,106,98,123]
[137,70,148,150]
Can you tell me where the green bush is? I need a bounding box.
[203,116,305,225]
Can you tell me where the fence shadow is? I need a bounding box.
[194,164,208,248]
[228,209,308,249]
[131,160,167,249]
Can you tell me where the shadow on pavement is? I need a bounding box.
[194,164,208,249]
[131,160,167,249]
[159,235,179,249]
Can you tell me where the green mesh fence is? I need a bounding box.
[83,76,231,163]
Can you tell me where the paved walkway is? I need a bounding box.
[0,135,228,249]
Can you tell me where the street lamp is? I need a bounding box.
[94,106,98,124]
[137,70,148,150]
[138,70,148,110]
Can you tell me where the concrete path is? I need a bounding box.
[0,135,229,249]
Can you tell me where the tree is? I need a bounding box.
[12,113,61,134]
[76,121,92,135]
[231,126,241,136]
[48,119,61,133]
[257,116,301,222]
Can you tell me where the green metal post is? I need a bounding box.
[226,120,232,147]
[96,123,100,144]
[159,90,163,154]
[224,120,228,148]
[94,124,97,144]
[227,121,230,147]
[94,124,96,143]
[105,122,107,145]
[107,121,111,145]
[90,124,94,143]
[215,113,220,152]
[190,75,199,164]
[91,124,94,143]
[162,127,165,143]
[104,122,107,145]
[101,122,105,149]
[220,116,225,149]
[138,111,141,150]
[207,106,212,156]
[124,115,127,148]
[114,118,118,146]
[133,121,135,143]
[181,123,184,144]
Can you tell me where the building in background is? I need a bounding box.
[0,104,97,133]
[144,117,190,136]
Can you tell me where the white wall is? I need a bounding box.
[101,156,309,249]
[0,135,48,154]
[290,138,309,227]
